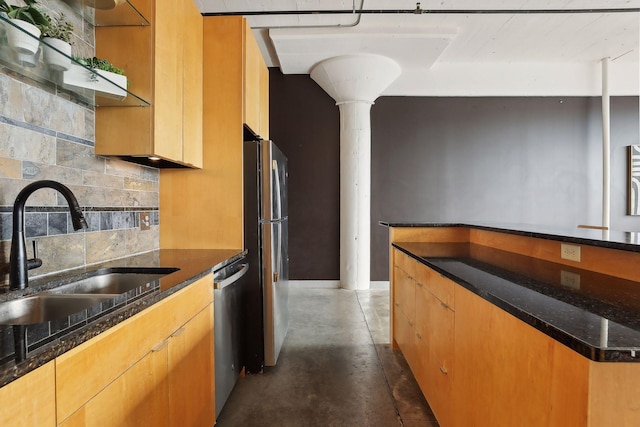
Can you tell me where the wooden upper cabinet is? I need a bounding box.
[243,21,269,139]
[95,0,203,168]
[160,16,267,250]
[181,0,204,167]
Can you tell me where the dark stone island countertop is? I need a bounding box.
[392,241,640,362]
[0,248,245,388]
[383,222,640,362]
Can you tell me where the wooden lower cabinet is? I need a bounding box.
[453,285,640,427]
[392,253,640,427]
[59,346,170,427]
[414,282,454,427]
[453,285,558,426]
[0,361,56,427]
[59,305,214,427]
[392,252,640,427]
[393,250,455,426]
[56,275,214,426]
[168,306,215,426]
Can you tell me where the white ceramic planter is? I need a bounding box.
[15,45,41,68]
[62,63,128,100]
[42,37,72,71]
[5,19,41,54]
[85,0,126,9]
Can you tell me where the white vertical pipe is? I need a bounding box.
[602,57,611,230]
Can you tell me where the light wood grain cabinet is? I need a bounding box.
[243,20,269,139]
[58,345,170,427]
[454,285,640,427]
[168,306,215,426]
[0,361,56,427]
[56,274,214,426]
[394,250,455,427]
[95,0,203,168]
[392,251,417,366]
[414,279,454,427]
[160,16,268,250]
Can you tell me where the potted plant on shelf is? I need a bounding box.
[63,56,128,100]
[41,12,73,71]
[0,0,49,55]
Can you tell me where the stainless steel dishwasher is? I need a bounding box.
[213,257,248,418]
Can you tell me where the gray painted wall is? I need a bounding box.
[269,70,340,280]
[372,96,639,279]
[269,70,640,281]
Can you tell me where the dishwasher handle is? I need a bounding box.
[214,263,249,290]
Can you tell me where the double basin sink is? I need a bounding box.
[0,267,178,325]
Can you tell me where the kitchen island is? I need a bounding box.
[0,248,244,426]
[383,222,640,427]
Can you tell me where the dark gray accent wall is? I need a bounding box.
[269,69,340,279]
[269,70,640,281]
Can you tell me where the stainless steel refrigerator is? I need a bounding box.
[243,136,289,373]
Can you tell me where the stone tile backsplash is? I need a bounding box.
[0,4,160,287]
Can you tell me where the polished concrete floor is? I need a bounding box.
[216,285,439,426]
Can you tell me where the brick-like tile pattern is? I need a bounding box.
[0,4,160,286]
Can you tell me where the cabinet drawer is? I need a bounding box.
[416,266,454,309]
[56,274,213,422]
[395,250,416,278]
[394,307,417,369]
[393,265,415,323]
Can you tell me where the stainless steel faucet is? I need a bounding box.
[9,180,87,291]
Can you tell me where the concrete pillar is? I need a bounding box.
[311,55,401,290]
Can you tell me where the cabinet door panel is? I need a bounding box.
[0,362,55,427]
[181,0,203,167]
[243,20,264,136]
[394,266,415,324]
[168,305,215,426]
[415,283,454,426]
[453,286,554,427]
[259,59,269,139]
[394,306,418,369]
[154,0,184,161]
[59,346,169,427]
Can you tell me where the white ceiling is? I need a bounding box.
[195,0,640,96]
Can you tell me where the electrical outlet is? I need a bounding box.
[560,270,581,290]
[140,212,151,231]
[561,243,581,262]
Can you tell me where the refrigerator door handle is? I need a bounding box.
[272,159,283,277]
[260,217,288,224]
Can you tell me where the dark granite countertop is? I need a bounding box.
[393,241,640,362]
[0,248,245,388]
[381,222,640,253]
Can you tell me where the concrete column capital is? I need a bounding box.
[310,54,401,105]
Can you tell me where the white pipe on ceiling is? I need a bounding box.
[602,57,611,231]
